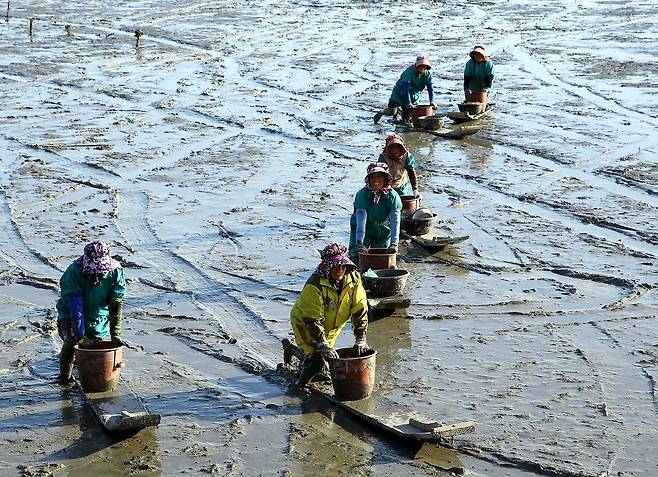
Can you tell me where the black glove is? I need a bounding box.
[110,335,126,347]
[387,243,398,254]
[109,298,123,338]
[318,342,339,360]
[357,241,368,254]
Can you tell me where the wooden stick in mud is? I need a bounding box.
[5,1,9,22]
[134,28,143,48]
[29,18,33,36]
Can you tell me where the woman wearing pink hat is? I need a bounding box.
[373,55,437,124]
[464,44,495,103]
[377,134,420,198]
[348,162,403,261]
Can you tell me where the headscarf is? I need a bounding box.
[365,162,392,204]
[315,243,357,280]
[382,134,409,163]
[76,240,120,277]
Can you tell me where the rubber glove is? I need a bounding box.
[414,190,422,200]
[109,298,123,341]
[387,243,398,254]
[67,293,85,341]
[357,241,368,254]
[353,337,371,356]
[111,336,126,347]
[318,342,339,360]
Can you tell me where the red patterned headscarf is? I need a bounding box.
[315,243,357,278]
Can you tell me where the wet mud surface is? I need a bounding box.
[1,0,657,476]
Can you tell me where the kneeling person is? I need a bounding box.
[290,244,369,386]
[56,240,126,384]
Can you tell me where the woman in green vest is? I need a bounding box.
[348,162,402,262]
[464,44,495,103]
[56,240,126,383]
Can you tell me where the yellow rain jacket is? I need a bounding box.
[290,270,368,356]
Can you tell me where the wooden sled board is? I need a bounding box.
[396,124,480,139]
[279,363,474,442]
[402,230,470,252]
[77,378,161,433]
[279,341,475,442]
[367,294,411,310]
[447,103,497,124]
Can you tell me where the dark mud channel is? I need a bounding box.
[1,1,657,476]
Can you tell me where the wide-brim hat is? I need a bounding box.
[470,45,489,59]
[366,162,390,178]
[385,134,407,154]
[414,55,431,70]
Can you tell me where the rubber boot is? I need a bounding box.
[296,352,323,388]
[282,338,305,365]
[373,107,394,124]
[58,339,75,384]
[392,107,403,124]
[314,360,332,383]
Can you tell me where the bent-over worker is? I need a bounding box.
[56,240,126,383]
[464,44,495,102]
[349,162,402,262]
[374,55,437,124]
[377,134,420,198]
[290,243,370,385]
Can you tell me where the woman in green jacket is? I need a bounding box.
[56,240,126,383]
[464,44,495,103]
[348,162,403,262]
[290,243,369,385]
[374,55,437,124]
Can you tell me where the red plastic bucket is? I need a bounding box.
[329,348,377,400]
[465,90,488,104]
[400,195,419,211]
[75,341,123,392]
[358,248,396,272]
[411,105,434,128]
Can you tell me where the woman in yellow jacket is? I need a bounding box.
[290,243,369,385]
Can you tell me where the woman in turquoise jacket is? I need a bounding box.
[373,55,437,124]
[56,240,126,383]
[464,44,495,103]
[348,162,402,262]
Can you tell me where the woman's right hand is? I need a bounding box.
[318,343,339,360]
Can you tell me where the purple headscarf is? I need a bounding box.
[76,240,120,276]
[315,243,357,278]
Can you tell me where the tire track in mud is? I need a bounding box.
[0,176,62,277]
[557,323,658,474]
[437,174,658,264]
[114,190,281,368]
[510,45,658,128]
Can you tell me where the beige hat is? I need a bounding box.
[469,45,489,59]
